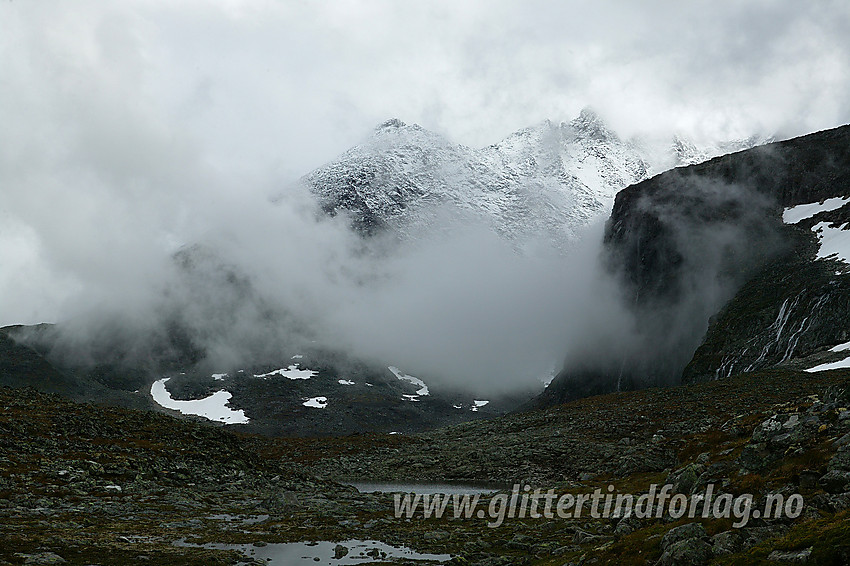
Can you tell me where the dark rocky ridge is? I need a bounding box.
[540,124,850,407]
[0,326,151,410]
[0,322,513,437]
[1,240,520,437]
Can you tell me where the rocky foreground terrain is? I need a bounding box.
[2,365,849,565]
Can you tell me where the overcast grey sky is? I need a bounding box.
[4,2,849,175]
[2,0,850,329]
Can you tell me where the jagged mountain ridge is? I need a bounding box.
[304,109,766,248]
[668,133,775,167]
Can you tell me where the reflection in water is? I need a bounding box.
[348,481,506,495]
[176,538,451,564]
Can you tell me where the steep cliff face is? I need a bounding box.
[679,126,850,382]
[540,124,850,406]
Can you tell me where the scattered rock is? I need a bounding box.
[614,516,641,537]
[658,538,713,566]
[767,546,812,563]
[333,544,348,559]
[711,530,743,556]
[661,522,708,551]
[819,470,850,494]
[667,464,704,494]
[19,553,66,565]
[424,530,450,542]
[820,445,850,493]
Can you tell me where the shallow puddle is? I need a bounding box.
[176,538,451,564]
[348,481,505,495]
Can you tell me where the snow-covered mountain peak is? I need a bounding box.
[667,133,775,168]
[377,118,407,130]
[301,111,769,248]
[569,107,618,140]
[353,117,457,157]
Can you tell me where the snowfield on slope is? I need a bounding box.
[254,365,319,380]
[783,197,850,224]
[805,341,850,373]
[302,396,328,409]
[784,198,850,267]
[388,366,429,395]
[811,222,850,264]
[150,378,249,424]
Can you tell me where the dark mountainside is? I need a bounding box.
[539,124,850,407]
[0,247,512,437]
[0,322,508,437]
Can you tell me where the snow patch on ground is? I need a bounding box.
[291,354,303,359]
[783,197,850,224]
[401,394,421,402]
[388,366,429,395]
[338,379,355,385]
[541,367,557,388]
[471,400,489,412]
[302,396,328,409]
[805,339,850,372]
[254,365,318,380]
[150,378,249,424]
[805,357,850,373]
[783,198,850,266]
[812,222,850,264]
[211,373,228,381]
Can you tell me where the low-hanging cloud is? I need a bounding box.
[1,1,845,394]
[5,166,630,393]
[553,172,789,396]
[0,20,628,392]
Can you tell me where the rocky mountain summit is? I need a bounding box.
[303,109,764,248]
[304,109,650,246]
